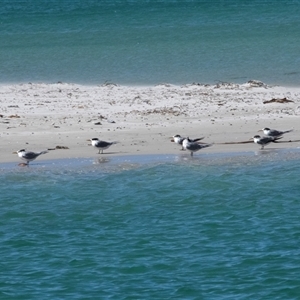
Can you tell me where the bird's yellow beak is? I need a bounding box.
[12,151,17,154]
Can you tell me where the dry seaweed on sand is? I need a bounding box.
[263,98,294,104]
[47,146,70,151]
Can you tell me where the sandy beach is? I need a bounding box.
[0,80,299,164]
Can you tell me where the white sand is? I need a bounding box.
[1,81,299,163]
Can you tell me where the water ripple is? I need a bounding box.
[1,153,300,298]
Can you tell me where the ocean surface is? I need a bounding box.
[1,151,300,299]
[1,0,300,86]
[2,2,300,298]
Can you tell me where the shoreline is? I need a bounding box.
[2,148,300,172]
[1,81,299,164]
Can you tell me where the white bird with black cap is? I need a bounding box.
[172,134,204,150]
[259,127,293,138]
[15,149,48,165]
[88,138,118,154]
[182,138,212,156]
[251,135,281,150]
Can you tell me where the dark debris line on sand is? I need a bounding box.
[218,140,300,145]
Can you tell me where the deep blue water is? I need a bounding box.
[1,0,300,85]
[1,152,300,299]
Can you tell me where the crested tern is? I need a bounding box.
[15,149,48,164]
[251,135,281,150]
[182,138,212,156]
[172,134,204,150]
[260,127,293,138]
[89,138,117,154]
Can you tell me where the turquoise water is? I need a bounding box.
[2,1,300,298]
[1,0,300,85]
[1,152,300,299]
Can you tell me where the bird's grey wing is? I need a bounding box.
[200,144,212,149]
[187,143,212,151]
[260,137,273,143]
[187,143,201,151]
[96,140,111,147]
[192,137,205,142]
[24,152,40,159]
[269,129,282,136]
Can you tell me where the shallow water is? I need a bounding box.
[1,151,300,299]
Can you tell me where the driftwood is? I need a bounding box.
[218,139,300,145]
[263,97,294,104]
[218,140,252,144]
[269,139,300,144]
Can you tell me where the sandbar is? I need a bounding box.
[0,80,299,164]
